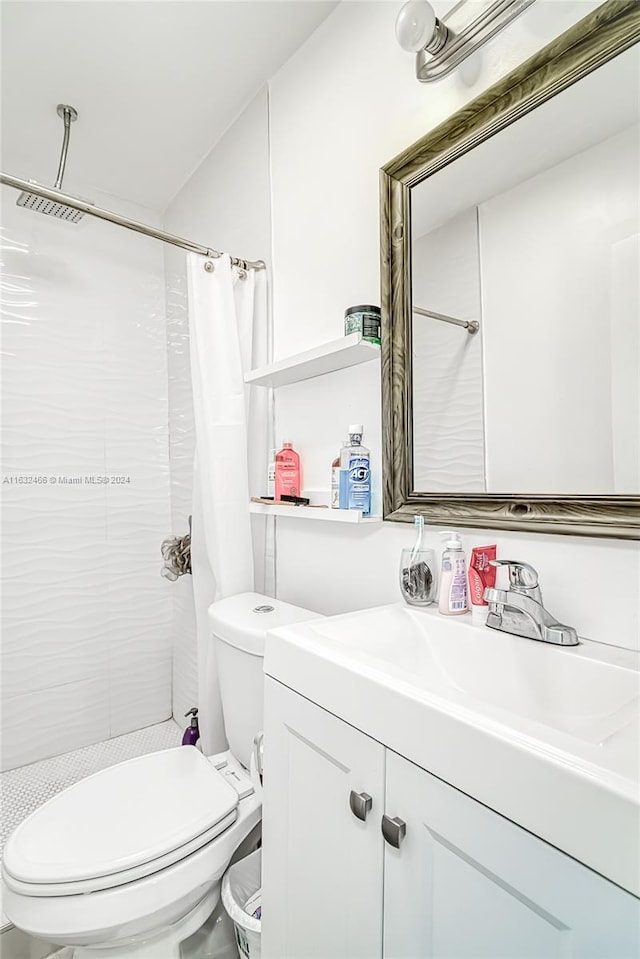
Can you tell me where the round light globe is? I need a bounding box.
[395,0,437,53]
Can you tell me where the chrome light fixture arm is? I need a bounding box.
[396,0,537,83]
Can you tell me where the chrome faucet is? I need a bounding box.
[484,560,579,646]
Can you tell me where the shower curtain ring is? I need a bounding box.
[204,261,214,273]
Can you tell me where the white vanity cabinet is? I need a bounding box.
[261,677,385,959]
[383,749,639,958]
[262,678,640,959]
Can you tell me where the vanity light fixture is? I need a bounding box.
[395,0,536,82]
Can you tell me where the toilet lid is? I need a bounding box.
[3,747,239,885]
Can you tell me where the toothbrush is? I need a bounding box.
[409,514,424,565]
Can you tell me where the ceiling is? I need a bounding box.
[0,1,338,212]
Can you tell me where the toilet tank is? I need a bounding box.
[208,592,320,769]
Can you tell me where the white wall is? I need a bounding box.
[480,125,639,493]
[0,189,172,770]
[163,89,272,723]
[268,0,639,650]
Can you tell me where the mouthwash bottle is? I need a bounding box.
[341,425,371,515]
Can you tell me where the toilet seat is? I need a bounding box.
[3,747,239,895]
[3,809,238,896]
[2,751,263,950]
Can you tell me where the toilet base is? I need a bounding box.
[71,886,218,959]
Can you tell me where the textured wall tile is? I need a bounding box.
[164,251,197,723]
[1,679,110,770]
[105,476,171,543]
[171,575,199,722]
[1,197,173,770]
[105,535,173,737]
[109,657,172,738]
[0,613,109,698]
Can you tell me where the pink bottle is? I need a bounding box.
[275,441,301,499]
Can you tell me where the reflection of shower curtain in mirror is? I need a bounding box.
[412,208,486,493]
[187,253,268,753]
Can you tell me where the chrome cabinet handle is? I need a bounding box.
[382,814,406,848]
[349,790,373,822]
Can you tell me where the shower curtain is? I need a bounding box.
[187,253,268,754]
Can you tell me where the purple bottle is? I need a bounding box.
[182,707,200,747]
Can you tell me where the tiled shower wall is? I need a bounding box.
[163,248,198,723]
[0,192,173,771]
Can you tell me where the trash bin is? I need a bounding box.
[221,849,262,959]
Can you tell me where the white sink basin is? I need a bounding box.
[313,605,639,747]
[265,604,640,896]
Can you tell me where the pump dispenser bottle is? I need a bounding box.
[438,531,468,615]
[182,707,200,747]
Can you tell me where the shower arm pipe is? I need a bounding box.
[54,106,74,190]
[0,172,266,271]
[413,305,479,335]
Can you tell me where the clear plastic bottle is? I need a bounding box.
[341,425,371,515]
[438,531,468,615]
[267,449,277,498]
[330,439,348,509]
[275,441,301,499]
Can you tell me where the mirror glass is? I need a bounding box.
[410,45,639,496]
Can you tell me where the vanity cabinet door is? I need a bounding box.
[262,678,385,959]
[383,750,640,959]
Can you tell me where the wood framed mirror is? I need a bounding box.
[380,0,640,540]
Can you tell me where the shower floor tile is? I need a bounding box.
[0,719,183,932]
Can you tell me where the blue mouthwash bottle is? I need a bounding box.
[341,424,371,515]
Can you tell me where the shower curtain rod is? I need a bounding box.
[0,172,266,271]
[413,305,479,335]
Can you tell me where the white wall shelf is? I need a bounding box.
[250,501,381,524]
[245,333,380,388]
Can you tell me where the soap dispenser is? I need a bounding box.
[438,531,468,615]
[182,707,200,747]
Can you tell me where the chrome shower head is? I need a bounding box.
[16,104,90,222]
[16,186,86,222]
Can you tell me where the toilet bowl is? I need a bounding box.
[2,592,320,958]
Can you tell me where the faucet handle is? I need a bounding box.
[490,560,542,601]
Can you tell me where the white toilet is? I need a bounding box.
[2,592,319,958]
